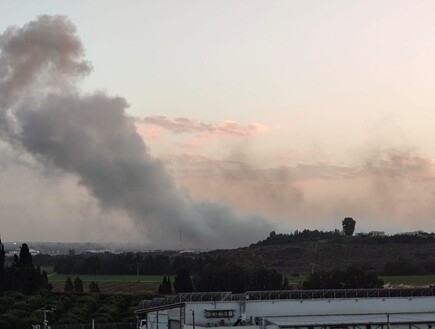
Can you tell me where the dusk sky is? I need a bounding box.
[1,1,435,248]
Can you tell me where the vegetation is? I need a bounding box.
[158,275,172,294]
[89,281,101,293]
[381,275,435,286]
[64,277,74,292]
[254,229,343,246]
[52,252,173,275]
[1,241,52,295]
[174,268,194,293]
[342,217,356,236]
[48,273,166,282]
[303,266,383,289]
[0,290,151,329]
[194,262,288,293]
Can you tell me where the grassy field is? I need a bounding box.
[41,266,169,282]
[286,274,307,284]
[48,273,166,282]
[381,275,435,286]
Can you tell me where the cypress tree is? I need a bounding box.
[0,237,5,296]
[65,277,74,292]
[167,275,172,294]
[19,243,33,268]
[74,276,84,292]
[174,268,193,293]
[89,281,100,293]
[159,275,168,294]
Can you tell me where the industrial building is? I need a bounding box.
[135,288,435,329]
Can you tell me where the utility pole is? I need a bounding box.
[191,310,195,329]
[37,307,54,329]
[387,313,390,329]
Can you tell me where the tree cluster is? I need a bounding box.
[53,253,173,275]
[1,241,52,295]
[0,290,148,329]
[302,266,383,289]
[194,263,288,293]
[158,275,172,294]
[64,276,85,292]
[254,229,343,246]
[164,260,289,294]
[382,257,435,276]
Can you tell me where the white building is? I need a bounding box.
[136,289,435,329]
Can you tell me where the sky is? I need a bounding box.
[1,1,435,248]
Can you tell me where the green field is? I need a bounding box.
[43,265,435,287]
[381,275,435,286]
[286,274,308,284]
[48,273,167,282]
[41,267,169,282]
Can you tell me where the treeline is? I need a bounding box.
[40,245,435,282]
[303,267,383,289]
[1,241,51,296]
[193,259,288,293]
[51,252,289,293]
[254,230,435,246]
[384,257,435,276]
[254,230,344,246]
[51,253,195,275]
[52,253,173,275]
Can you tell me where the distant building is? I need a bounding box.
[401,230,425,237]
[5,248,39,257]
[368,231,385,236]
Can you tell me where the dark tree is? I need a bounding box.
[342,217,356,236]
[89,281,100,293]
[167,275,172,294]
[41,270,52,290]
[159,275,172,294]
[65,277,74,292]
[74,276,84,292]
[159,275,168,294]
[174,268,194,293]
[0,238,5,296]
[19,243,33,268]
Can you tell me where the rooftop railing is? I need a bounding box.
[136,288,435,313]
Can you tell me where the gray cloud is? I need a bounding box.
[156,149,435,234]
[0,16,273,249]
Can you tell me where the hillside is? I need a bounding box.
[206,234,435,275]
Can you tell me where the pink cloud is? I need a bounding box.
[144,115,269,137]
[275,150,305,161]
[134,121,161,141]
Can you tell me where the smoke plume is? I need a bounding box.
[0,16,273,248]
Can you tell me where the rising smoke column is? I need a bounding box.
[0,16,273,248]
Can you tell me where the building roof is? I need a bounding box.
[136,288,435,315]
[266,312,435,327]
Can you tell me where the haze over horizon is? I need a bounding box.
[1,1,435,248]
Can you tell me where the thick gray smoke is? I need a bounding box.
[0,16,273,248]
